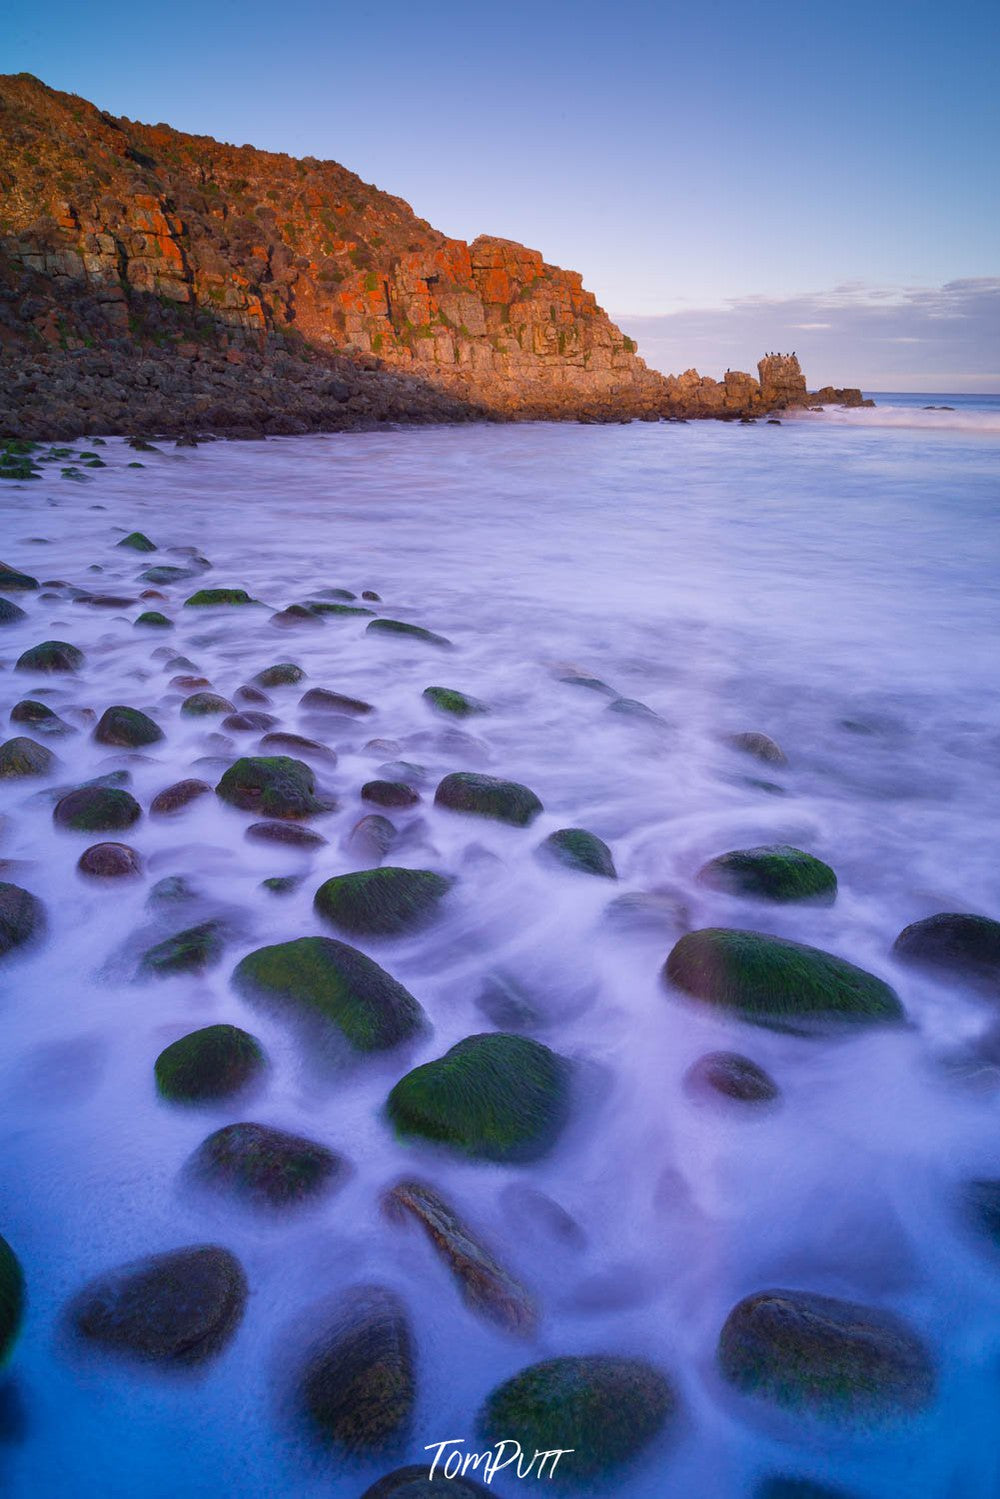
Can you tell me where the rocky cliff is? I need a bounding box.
[0,73,864,437]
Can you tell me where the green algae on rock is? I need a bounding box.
[0,882,44,959]
[216,755,327,818]
[478,1355,677,1480]
[422,686,489,718]
[94,704,164,748]
[155,1024,266,1102]
[0,1234,25,1365]
[188,1121,347,1208]
[184,587,260,607]
[67,1245,247,1365]
[314,868,452,937]
[299,1284,415,1452]
[538,827,617,879]
[254,662,304,687]
[893,912,1000,989]
[140,564,198,585]
[135,609,173,628]
[117,531,156,552]
[0,735,56,778]
[717,1288,935,1420]
[139,920,225,978]
[15,640,84,673]
[386,1033,570,1162]
[54,785,142,833]
[665,929,903,1029]
[0,563,38,591]
[697,846,837,903]
[180,691,235,717]
[434,772,542,827]
[233,936,426,1051]
[367,618,452,647]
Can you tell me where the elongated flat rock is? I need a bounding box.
[299,1285,415,1452]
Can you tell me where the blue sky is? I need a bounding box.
[3,0,997,388]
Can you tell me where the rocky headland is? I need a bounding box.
[0,74,866,439]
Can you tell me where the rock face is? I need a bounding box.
[314,868,452,938]
[0,74,861,436]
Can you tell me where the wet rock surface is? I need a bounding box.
[298,1285,415,1452]
[187,1122,346,1207]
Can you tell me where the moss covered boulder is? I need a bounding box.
[387,1033,570,1162]
[94,705,164,748]
[117,531,156,552]
[665,930,904,1030]
[135,610,172,629]
[217,756,326,819]
[150,778,212,815]
[15,640,84,673]
[0,1234,25,1365]
[67,1245,247,1365]
[684,1051,779,1104]
[181,691,234,717]
[539,828,617,879]
[54,785,141,833]
[0,736,56,778]
[478,1355,677,1480]
[314,868,452,938]
[9,700,74,736]
[0,882,43,959]
[434,772,542,827]
[184,588,260,607]
[698,846,837,904]
[893,912,1000,988]
[188,1121,346,1208]
[299,1284,415,1452]
[254,662,304,687]
[0,563,38,591]
[233,936,426,1051]
[0,596,27,625]
[78,842,142,879]
[717,1289,935,1420]
[361,1469,490,1499]
[155,1024,266,1102]
[367,618,451,647]
[139,921,225,978]
[422,686,489,718]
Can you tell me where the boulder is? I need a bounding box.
[139,921,225,977]
[222,711,278,733]
[78,842,142,879]
[150,778,212,815]
[155,1024,266,1101]
[664,930,904,1029]
[298,1285,415,1451]
[478,1355,677,1480]
[0,736,56,778]
[0,564,38,591]
[299,687,375,717]
[67,1245,247,1364]
[697,846,836,903]
[9,700,74,736]
[245,820,328,847]
[254,662,304,687]
[117,531,156,552]
[361,780,420,808]
[893,913,1000,989]
[726,731,788,766]
[259,731,336,764]
[15,640,84,673]
[216,756,326,818]
[139,565,199,585]
[54,785,142,833]
[384,1178,535,1334]
[134,610,173,628]
[188,1121,347,1207]
[233,936,426,1051]
[367,618,451,647]
[0,1234,25,1365]
[386,1033,570,1162]
[314,868,452,937]
[684,1051,779,1104]
[539,827,617,879]
[347,813,397,863]
[717,1288,935,1419]
[94,705,164,748]
[184,588,260,607]
[434,772,542,827]
[180,691,234,717]
[0,597,27,625]
[422,687,489,718]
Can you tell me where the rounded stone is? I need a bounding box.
[314,868,452,937]
[216,756,325,818]
[478,1355,677,1481]
[54,786,142,834]
[422,686,489,718]
[181,691,234,717]
[155,1024,266,1102]
[717,1288,935,1420]
[184,588,259,607]
[188,1121,346,1207]
[299,687,374,717]
[539,827,617,879]
[10,700,74,736]
[254,662,304,687]
[299,1284,415,1452]
[0,564,38,591]
[684,1051,779,1104]
[221,711,278,733]
[139,921,224,977]
[361,780,420,808]
[94,705,164,748]
[0,1234,26,1366]
[386,1033,571,1162]
[260,731,336,764]
[367,618,451,647]
[78,842,142,880]
[698,846,837,903]
[0,736,56,778]
[0,597,27,625]
[117,531,157,552]
[893,913,1000,988]
[727,731,788,765]
[150,778,212,815]
[67,1245,247,1364]
[15,640,84,673]
[245,820,328,848]
[0,881,43,958]
[134,610,173,628]
[434,772,543,827]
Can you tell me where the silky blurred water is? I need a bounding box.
[0,406,999,1499]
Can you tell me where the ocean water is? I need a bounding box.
[0,399,999,1499]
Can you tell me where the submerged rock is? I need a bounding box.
[299,687,375,717]
[134,610,173,628]
[717,1288,935,1420]
[684,1051,779,1104]
[367,618,451,647]
[665,929,904,1029]
[150,778,212,815]
[54,785,141,833]
[67,1245,247,1364]
[140,565,198,585]
[361,780,420,808]
[347,814,397,863]
[254,662,304,687]
[9,700,74,736]
[245,820,328,848]
[298,1285,415,1452]
[434,772,543,827]
[180,691,234,717]
[384,1178,535,1334]
[189,1121,347,1208]
[478,1355,677,1480]
[893,913,1000,989]
[117,531,156,552]
[727,731,788,766]
[314,868,452,937]
[77,842,142,880]
[94,705,164,748]
[0,736,56,778]
[15,640,84,673]
[0,597,27,625]
[222,710,278,733]
[539,827,617,879]
[155,1024,266,1102]
[0,1234,25,1365]
[139,921,225,978]
[216,756,326,818]
[184,588,259,607]
[0,883,43,959]
[386,1033,570,1162]
[698,846,837,903]
[0,564,38,591]
[422,686,489,718]
[233,936,426,1051]
[259,731,336,764]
